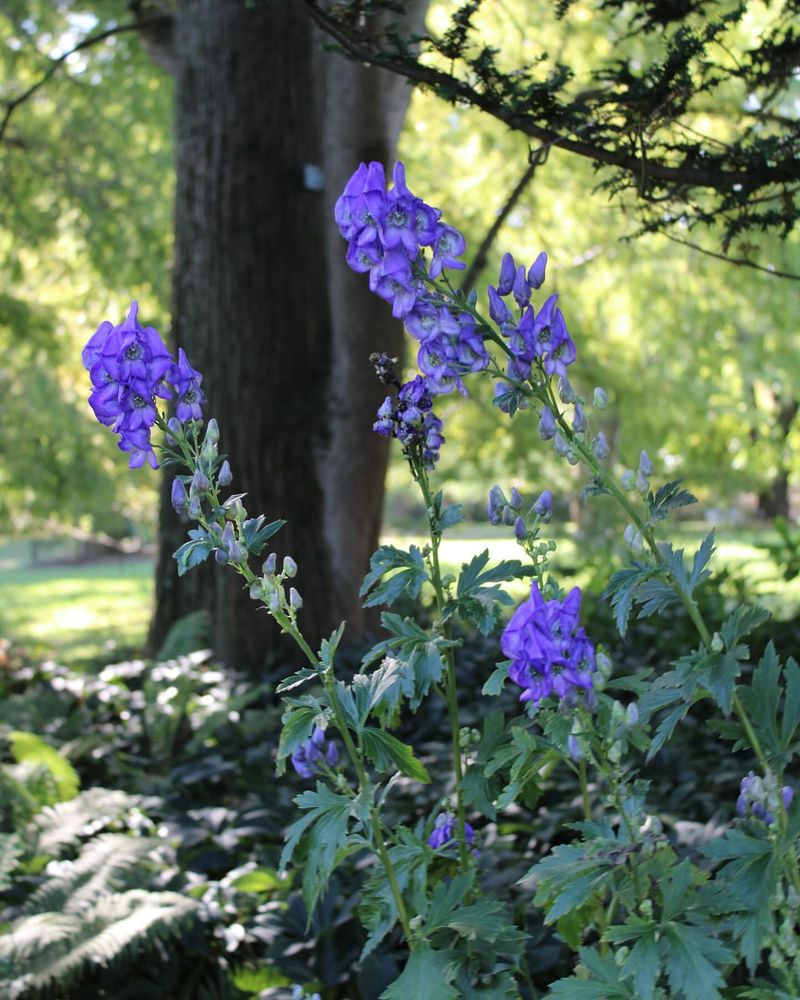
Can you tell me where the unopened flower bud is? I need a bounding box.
[512,264,530,308]
[218,460,232,486]
[289,587,303,610]
[593,431,609,460]
[192,468,211,494]
[268,590,281,613]
[558,375,577,404]
[283,556,297,578]
[171,477,188,514]
[263,552,277,575]
[621,469,635,490]
[593,387,608,410]
[783,786,794,810]
[711,632,724,652]
[204,418,220,444]
[638,450,653,477]
[572,402,587,433]
[510,487,524,509]
[514,516,527,539]
[166,416,182,445]
[502,504,515,526]
[567,734,582,761]
[187,494,202,520]
[527,250,547,289]
[553,431,569,457]
[539,406,556,441]
[534,490,552,519]
[636,470,650,495]
[215,547,228,565]
[249,580,263,600]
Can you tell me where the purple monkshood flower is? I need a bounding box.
[291,727,339,780]
[736,771,793,825]
[83,302,205,469]
[428,812,476,852]
[501,582,597,710]
[528,251,547,289]
[372,375,445,468]
[497,252,516,296]
[534,490,553,519]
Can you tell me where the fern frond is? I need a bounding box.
[9,731,80,802]
[0,889,197,995]
[24,833,159,915]
[29,787,138,855]
[155,610,210,661]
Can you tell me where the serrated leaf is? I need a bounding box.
[276,705,320,765]
[380,945,458,1000]
[622,932,660,1000]
[173,528,213,576]
[483,660,509,696]
[242,516,285,554]
[438,503,463,530]
[275,667,318,694]
[664,923,730,1000]
[361,728,430,783]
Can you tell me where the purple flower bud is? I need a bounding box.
[289,587,303,610]
[527,251,547,289]
[567,734,582,761]
[572,402,587,433]
[171,478,188,514]
[489,484,506,509]
[783,786,794,809]
[558,376,577,404]
[218,460,233,486]
[497,252,516,296]
[539,406,556,441]
[487,496,503,526]
[488,286,512,325]
[638,450,653,477]
[510,487,524,509]
[166,416,182,445]
[593,387,608,410]
[268,590,280,613]
[502,505,515,526]
[534,490,552,519]
[514,516,527,539]
[283,556,297,578]
[263,553,277,575]
[593,431,609,460]
[192,468,211,494]
[553,432,569,457]
[187,494,202,520]
[215,547,228,565]
[512,264,531,309]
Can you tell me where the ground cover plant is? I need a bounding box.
[3,161,800,998]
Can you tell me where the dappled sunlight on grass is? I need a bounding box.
[0,558,153,664]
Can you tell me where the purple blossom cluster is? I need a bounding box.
[737,772,793,825]
[373,374,445,469]
[427,812,476,852]
[488,252,576,410]
[501,582,597,709]
[82,301,204,469]
[336,161,490,397]
[291,727,339,780]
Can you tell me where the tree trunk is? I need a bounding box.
[149,0,427,666]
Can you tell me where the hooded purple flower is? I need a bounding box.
[291,726,339,779]
[501,582,596,709]
[170,348,206,423]
[428,812,476,852]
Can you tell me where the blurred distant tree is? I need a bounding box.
[301,0,800,278]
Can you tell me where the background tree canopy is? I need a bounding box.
[1,0,798,658]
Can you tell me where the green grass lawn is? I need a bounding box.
[0,521,796,667]
[0,553,153,665]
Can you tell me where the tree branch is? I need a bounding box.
[661,233,800,281]
[297,0,794,192]
[0,16,169,144]
[459,150,543,294]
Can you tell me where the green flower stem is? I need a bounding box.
[415,462,472,875]
[578,758,592,822]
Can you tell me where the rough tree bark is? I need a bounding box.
[148,0,427,666]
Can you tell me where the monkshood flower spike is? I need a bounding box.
[82,301,205,468]
[501,582,597,710]
[291,727,339,780]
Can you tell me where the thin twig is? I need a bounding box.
[459,150,544,294]
[0,16,168,143]
[662,232,800,281]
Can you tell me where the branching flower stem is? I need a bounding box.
[156,417,416,943]
[414,460,472,875]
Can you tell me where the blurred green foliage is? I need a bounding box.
[1,0,798,543]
